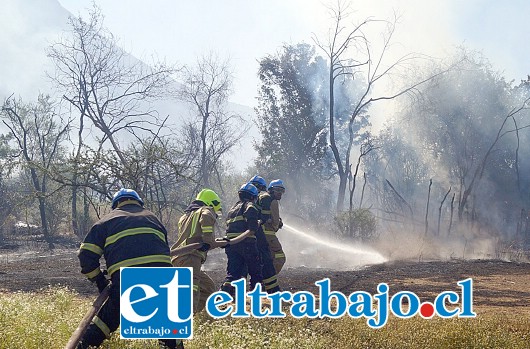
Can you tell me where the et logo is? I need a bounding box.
[120,267,193,340]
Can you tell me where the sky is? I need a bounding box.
[1,0,529,170]
[54,0,530,108]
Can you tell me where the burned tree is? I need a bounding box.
[314,1,448,211]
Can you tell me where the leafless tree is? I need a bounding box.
[314,1,449,211]
[348,137,378,211]
[47,6,177,234]
[176,52,247,191]
[457,95,530,220]
[448,193,455,236]
[359,172,367,209]
[424,179,432,235]
[437,187,451,236]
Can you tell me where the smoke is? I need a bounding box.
[0,0,69,100]
[372,228,501,262]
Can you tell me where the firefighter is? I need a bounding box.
[262,179,286,274]
[77,188,181,349]
[249,175,280,293]
[171,188,221,313]
[220,183,263,296]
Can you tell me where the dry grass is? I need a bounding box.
[0,287,529,349]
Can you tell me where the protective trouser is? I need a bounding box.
[255,228,280,293]
[265,234,286,274]
[77,280,180,349]
[172,254,215,313]
[221,239,262,296]
[160,339,185,349]
[239,230,280,293]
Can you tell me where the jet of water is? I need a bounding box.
[283,223,387,264]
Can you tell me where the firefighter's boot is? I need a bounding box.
[159,339,184,349]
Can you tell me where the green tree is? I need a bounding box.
[255,43,329,214]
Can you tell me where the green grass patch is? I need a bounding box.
[0,287,528,348]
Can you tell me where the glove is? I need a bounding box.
[93,273,109,293]
[197,243,211,252]
[278,218,283,229]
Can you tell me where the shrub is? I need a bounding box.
[334,208,377,242]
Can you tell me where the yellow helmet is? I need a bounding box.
[196,189,222,213]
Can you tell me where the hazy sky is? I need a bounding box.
[55,0,530,107]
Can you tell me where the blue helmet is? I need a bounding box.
[268,179,285,193]
[249,175,267,191]
[111,188,144,209]
[238,183,259,200]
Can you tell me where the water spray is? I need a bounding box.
[283,223,387,265]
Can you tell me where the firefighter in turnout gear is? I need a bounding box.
[171,189,221,313]
[262,179,286,274]
[250,175,280,293]
[220,183,263,296]
[77,188,181,349]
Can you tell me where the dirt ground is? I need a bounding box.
[1,248,529,316]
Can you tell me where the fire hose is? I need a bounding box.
[64,284,111,349]
[170,229,255,256]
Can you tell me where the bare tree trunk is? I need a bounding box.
[448,193,455,236]
[328,69,347,211]
[359,172,367,209]
[82,189,90,236]
[214,166,225,198]
[155,167,167,221]
[517,208,525,239]
[201,110,210,186]
[511,116,522,197]
[71,184,79,237]
[424,179,432,236]
[470,193,477,228]
[458,97,530,220]
[349,158,361,211]
[437,187,451,236]
[349,141,377,211]
[71,94,87,238]
[337,174,348,212]
[28,169,53,249]
[385,179,413,218]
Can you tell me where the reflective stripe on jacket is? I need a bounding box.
[171,205,216,262]
[225,200,259,239]
[78,203,171,279]
[260,192,281,235]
